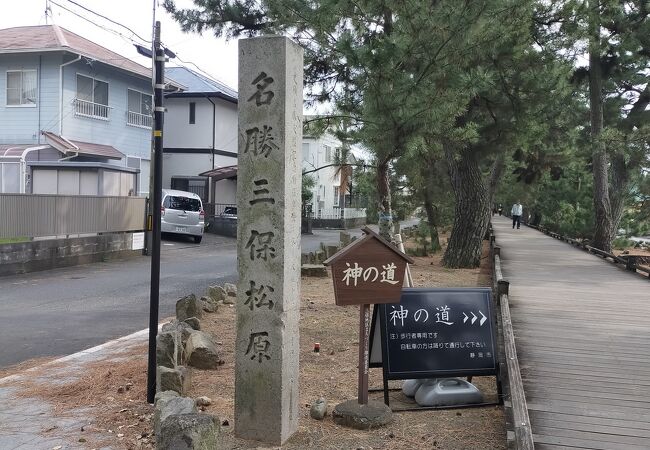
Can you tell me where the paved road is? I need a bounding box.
[0,221,416,368]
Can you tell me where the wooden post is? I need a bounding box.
[497,279,510,297]
[626,256,637,272]
[358,303,370,404]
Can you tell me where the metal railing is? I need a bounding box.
[0,194,145,239]
[127,111,152,128]
[309,207,367,219]
[73,98,111,120]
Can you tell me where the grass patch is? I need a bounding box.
[0,237,29,244]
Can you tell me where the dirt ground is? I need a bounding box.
[8,237,505,450]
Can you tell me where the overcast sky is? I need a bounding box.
[1,0,240,88]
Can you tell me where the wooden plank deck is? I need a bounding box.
[493,217,650,449]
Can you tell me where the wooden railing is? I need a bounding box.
[527,224,650,279]
[489,225,535,450]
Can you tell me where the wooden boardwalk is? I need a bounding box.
[493,217,650,450]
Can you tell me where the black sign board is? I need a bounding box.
[375,287,497,379]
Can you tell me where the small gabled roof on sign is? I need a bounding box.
[323,226,415,266]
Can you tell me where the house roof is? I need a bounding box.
[165,66,237,103]
[199,165,237,180]
[0,25,182,88]
[42,131,124,160]
[323,226,415,266]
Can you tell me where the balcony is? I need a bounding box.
[73,98,111,120]
[127,111,152,129]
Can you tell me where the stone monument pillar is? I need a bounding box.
[235,36,303,445]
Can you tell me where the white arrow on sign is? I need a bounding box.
[479,310,487,326]
[463,312,469,323]
[471,312,477,324]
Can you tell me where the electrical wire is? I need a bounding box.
[50,0,234,90]
[62,0,151,43]
[49,0,149,47]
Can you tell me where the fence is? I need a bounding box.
[526,223,650,279]
[204,203,236,218]
[310,207,367,219]
[0,194,146,238]
[489,226,535,450]
[309,207,367,229]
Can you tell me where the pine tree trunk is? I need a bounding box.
[589,5,615,252]
[422,183,441,253]
[488,153,505,207]
[377,161,393,240]
[443,146,491,268]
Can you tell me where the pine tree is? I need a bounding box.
[535,0,650,252]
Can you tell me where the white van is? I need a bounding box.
[161,189,205,243]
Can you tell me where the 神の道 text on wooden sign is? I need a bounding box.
[324,227,414,404]
[324,227,415,306]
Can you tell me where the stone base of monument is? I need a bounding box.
[332,400,393,430]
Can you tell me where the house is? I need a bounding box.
[302,131,366,227]
[163,66,238,205]
[0,25,181,195]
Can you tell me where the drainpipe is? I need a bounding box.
[59,55,82,135]
[38,55,42,144]
[15,145,49,193]
[205,95,216,204]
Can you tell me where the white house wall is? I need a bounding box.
[162,152,212,188]
[214,179,236,204]
[213,154,236,167]
[302,133,342,213]
[165,97,213,149]
[213,100,237,153]
[164,97,237,154]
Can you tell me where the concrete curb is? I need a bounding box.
[0,325,162,385]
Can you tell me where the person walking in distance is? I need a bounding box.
[511,200,523,229]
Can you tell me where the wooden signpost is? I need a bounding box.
[324,227,414,405]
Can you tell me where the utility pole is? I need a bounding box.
[144,0,157,256]
[45,0,51,24]
[146,21,165,404]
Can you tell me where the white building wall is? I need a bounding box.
[213,100,237,153]
[164,97,213,149]
[214,179,236,204]
[302,133,343,214]
[161,152,212,188]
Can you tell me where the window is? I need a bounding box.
[324,145,332,163]
[302,143,310,161]
[333,186,340,206]
[189,102,196,124]
[75,74,110,119]
[6,70,37,106]
[164,195,201,212]
[127,89,152,127]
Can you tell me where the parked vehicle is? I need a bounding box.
[161,189,205,243]
[220,206,237,219]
